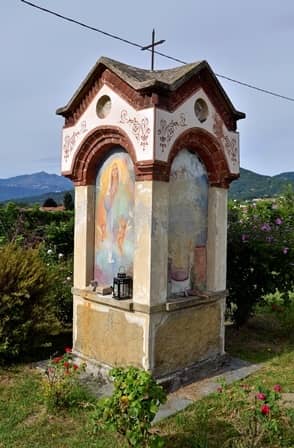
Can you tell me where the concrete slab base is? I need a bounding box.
[154,356,262,423]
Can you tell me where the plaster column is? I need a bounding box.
[133,180,169,307]
[73,185,95,289]
[206,186,228,291]
[150,181,169,306]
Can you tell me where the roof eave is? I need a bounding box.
[56,58,106,117]
[56,57,246,121]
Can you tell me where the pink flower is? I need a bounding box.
[275,217,283,225]
[283,247,289,255]
[261,223,271,232]
[256,392,266,401]
[65,347,72,353]
[261,404,270,415]
[273,384,282,393]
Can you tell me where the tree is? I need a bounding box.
[43,197,58,208]
[63,192,74,210]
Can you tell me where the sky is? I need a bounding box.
[1,0,294,179]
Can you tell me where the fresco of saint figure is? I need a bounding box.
[168,149,208,295]
[94,149,134,285]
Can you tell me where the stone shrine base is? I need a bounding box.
[72,288,227,380]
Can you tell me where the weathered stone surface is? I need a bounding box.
[153,302,221,376]
[75,304,145,367]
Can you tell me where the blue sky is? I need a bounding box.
[1,1,293,178]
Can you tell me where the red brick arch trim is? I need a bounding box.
[168,128,237,188]
[64,126,137,186]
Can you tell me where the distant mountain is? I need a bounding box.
[0,168,293,204]
[5,189,74,206]
[0,171,73,202]
[229,168,294,200]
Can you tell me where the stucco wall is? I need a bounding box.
[152,301,221,376]
[74,301,146,368]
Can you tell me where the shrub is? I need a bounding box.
[259,289,294,333]
[227,194,294,326]
[44,217,74,257]
[0,243,60,361]
[0,202,22,244]
[41,248,73,325]
[217,381,283,448]
[92,366,167,447]
[0,203,74,255]
[42,348,87,410]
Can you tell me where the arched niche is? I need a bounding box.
[67,126,137,186]
[94,147,135,286]
[168,149,208,295]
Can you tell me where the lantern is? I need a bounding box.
[113,267,133,299]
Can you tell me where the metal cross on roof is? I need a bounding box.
[141,29,165,71]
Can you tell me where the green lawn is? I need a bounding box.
[0,365,126,448]
[1,316,293,448]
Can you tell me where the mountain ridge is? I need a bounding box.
[229,168,294,200]
[0,172,73,202]
[0,168,293,203]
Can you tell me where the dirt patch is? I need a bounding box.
[0,375,14,386]
[23,407,47,427]
[281,393,294,409]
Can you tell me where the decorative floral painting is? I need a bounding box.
[168,149,208,294]
[94,148,135,286]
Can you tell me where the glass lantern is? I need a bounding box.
[113,267,133,300]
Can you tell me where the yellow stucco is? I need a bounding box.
[75,303,145,367]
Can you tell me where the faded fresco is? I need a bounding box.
[94,149,135,285]
[168,149,208,294]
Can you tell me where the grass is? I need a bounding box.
[226,313,294,364]
[0,315,293,448]
[158,350,294,447]
[0,366,126,448]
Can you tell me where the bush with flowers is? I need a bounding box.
[227,189,294,326]
[0,203,74,362]
[41,247,73,325]
[215,381,285,448]
[43,347,87,410]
